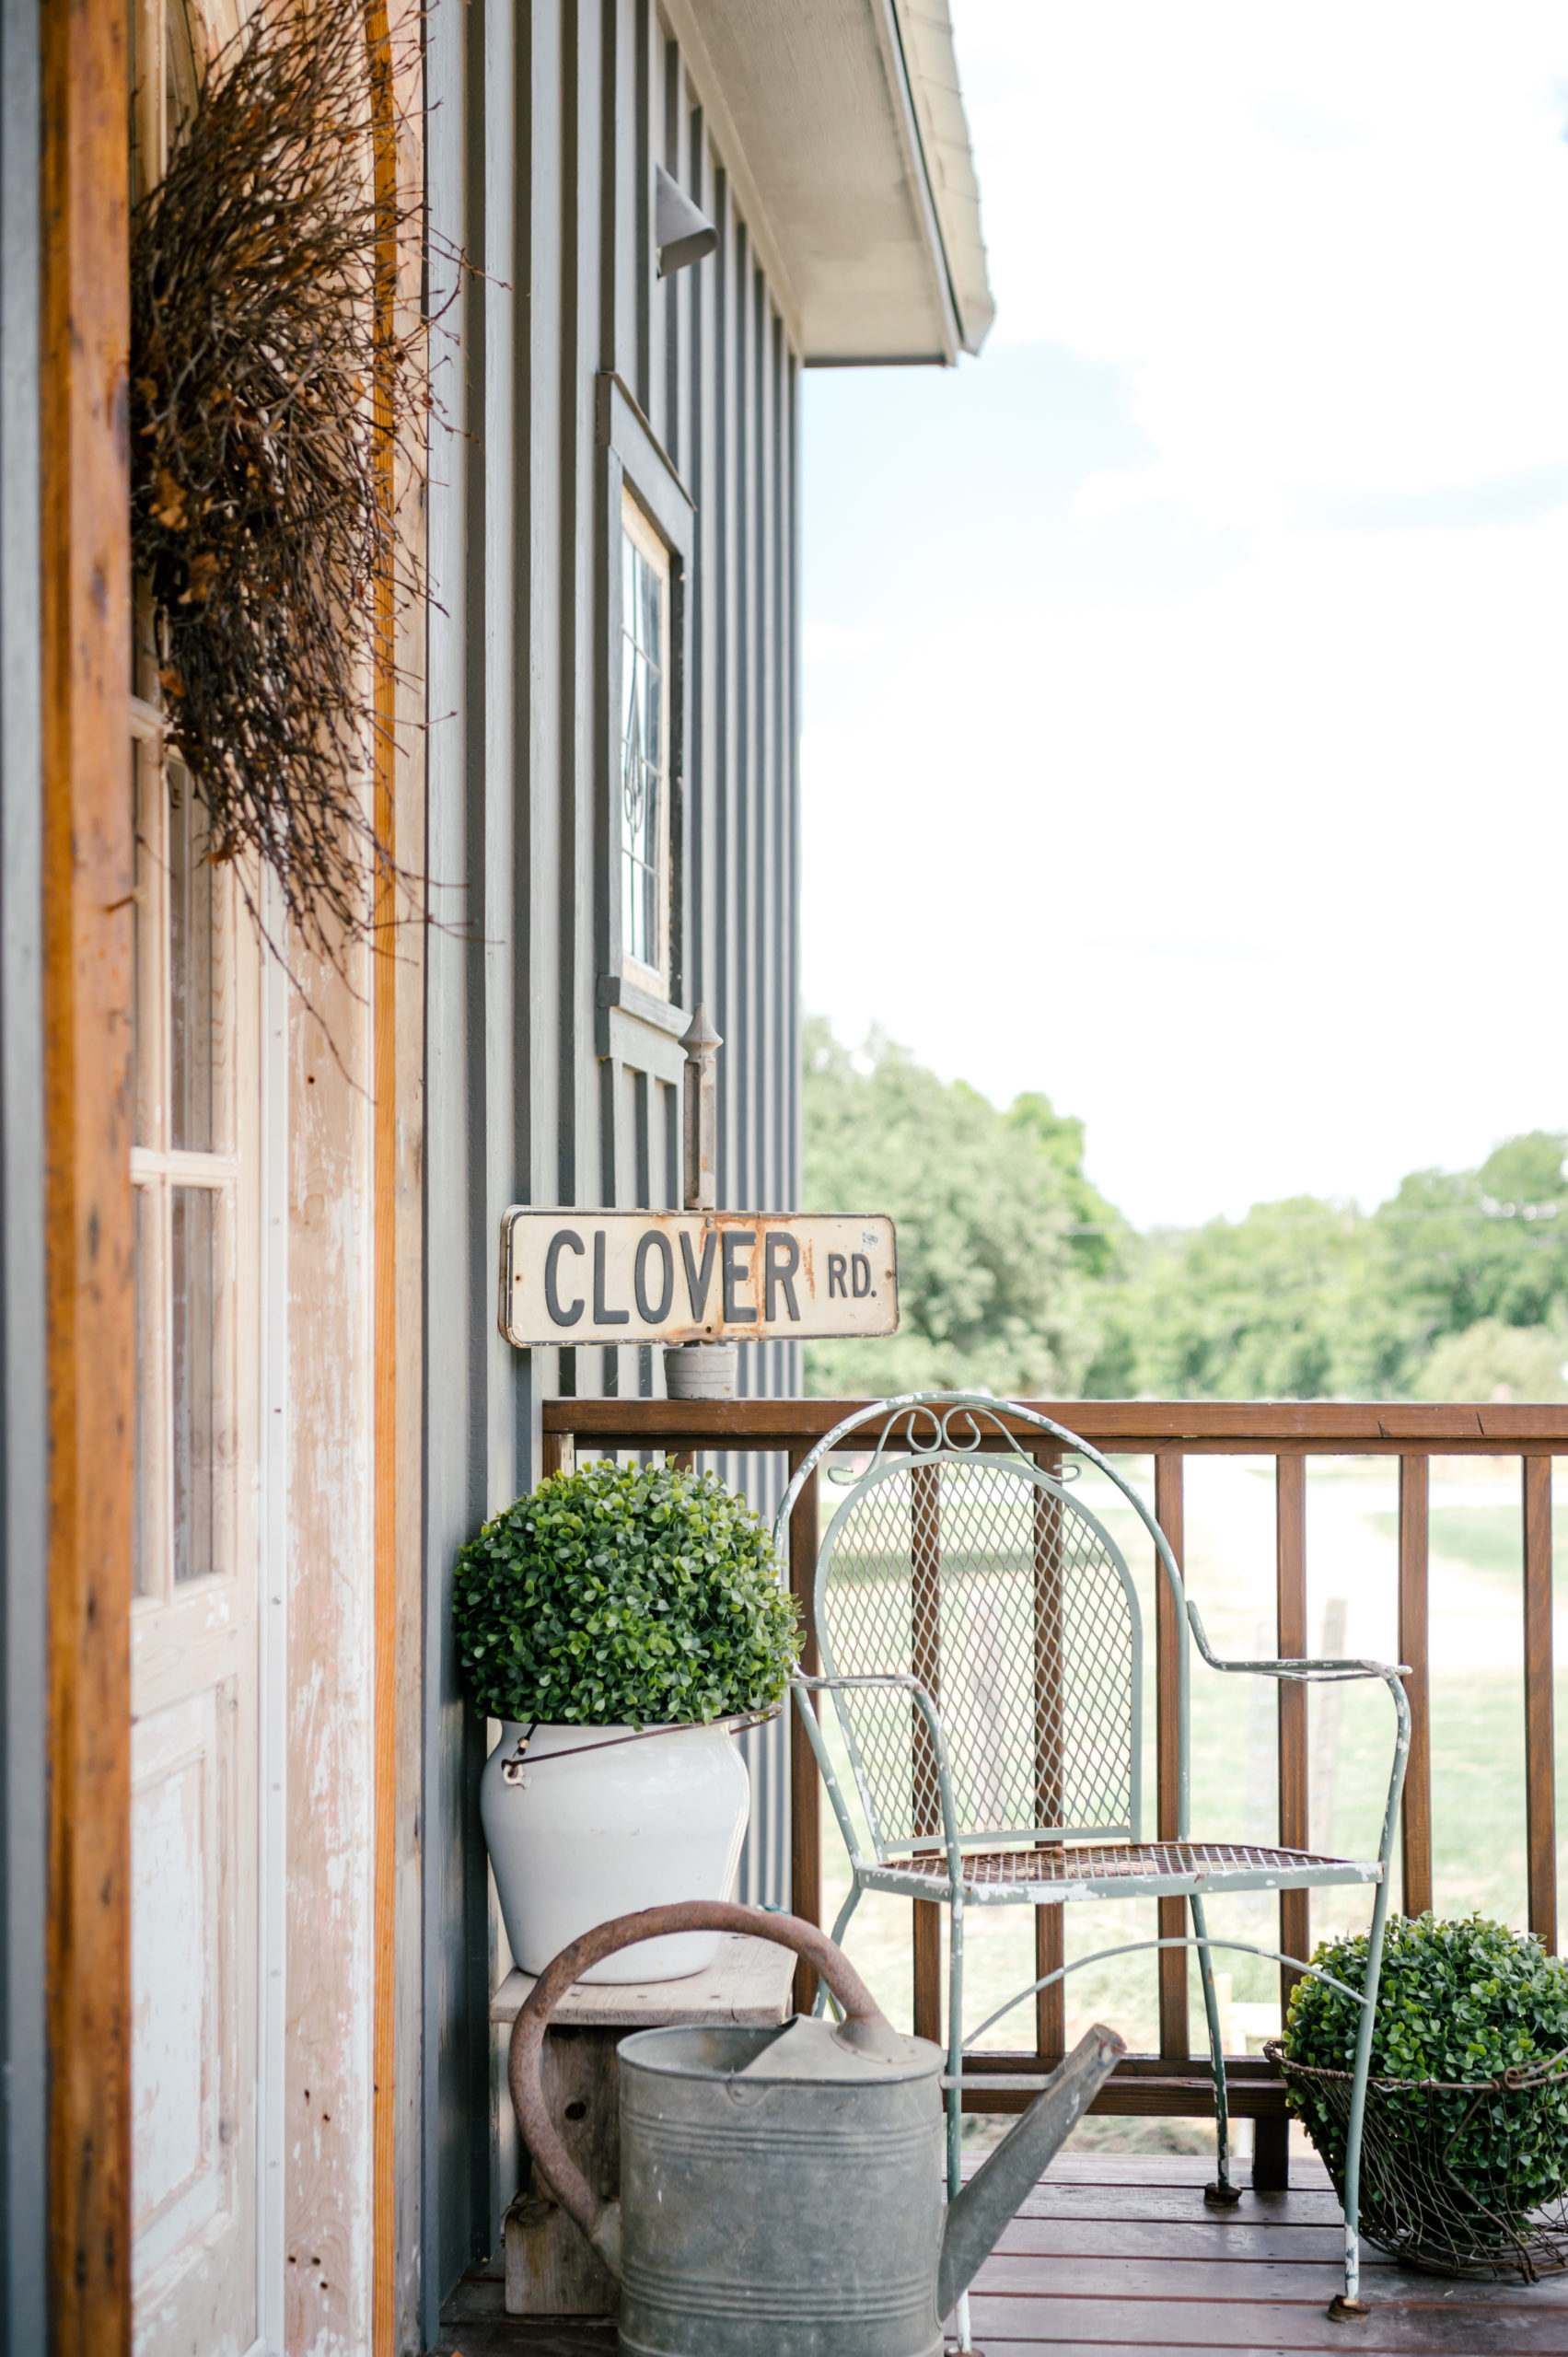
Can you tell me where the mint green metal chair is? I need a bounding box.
[775,1394,1411,2338]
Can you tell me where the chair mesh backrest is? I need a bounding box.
[816,1454,1141,1853]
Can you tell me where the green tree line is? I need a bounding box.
[800,1018,1568,1402]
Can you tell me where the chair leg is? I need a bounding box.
[1328,1875,1392,2320]
[1190,1896,1240,2208]
[814,1885,864,2019]
[947,1894,973,2353]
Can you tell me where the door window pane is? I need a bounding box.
[133,743,154,1150]
[171,1187,216,1585]
[134,1186,153,1597]
[168,765,215,1152]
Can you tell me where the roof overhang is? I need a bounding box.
[663,0,993,366]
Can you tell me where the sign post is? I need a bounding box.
[681,1004,720,1213]
[497,1006,898,1368]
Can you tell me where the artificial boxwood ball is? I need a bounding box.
[1284,1912,1568,2209]
[454,1459,800,1728]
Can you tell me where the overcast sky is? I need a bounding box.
[801,2,1568,1229]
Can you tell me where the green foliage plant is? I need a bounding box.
[799,1018,1127,1398]
[796,1010,1568,1404]
[1284,1913,1568,2212]
[1411,1315,1568,1405]
[453,1459,799,1728]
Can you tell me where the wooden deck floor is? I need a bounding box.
[433,2153,1568,2355]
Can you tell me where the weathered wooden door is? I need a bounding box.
[129,709,269,2354]
[126,1,275,2340]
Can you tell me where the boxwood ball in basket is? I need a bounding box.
[1278,1913,1568,2279]
[455,1462,801,1982]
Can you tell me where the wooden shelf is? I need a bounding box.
[490,1932,796,2029]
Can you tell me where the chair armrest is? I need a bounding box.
[1187,1601,1413,1875]
[790,1674,965,1887]
[1187,1601,1409,1685]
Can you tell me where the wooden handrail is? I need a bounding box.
[542,1395,1563,2130]
[541,1397,1568,1449]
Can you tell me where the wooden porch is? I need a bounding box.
[434,2149,1565,2353]
[540,1397,1568,2136]
[442,1395,1568,2357]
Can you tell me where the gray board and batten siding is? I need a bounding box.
[0,0,46,2340]
[423,0,802,2322]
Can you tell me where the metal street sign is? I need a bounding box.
[499,1210,898,1348]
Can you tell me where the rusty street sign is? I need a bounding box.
[499,1210,898,1347]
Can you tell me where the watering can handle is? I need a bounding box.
[507,1898,888,2261]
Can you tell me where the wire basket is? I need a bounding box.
[1267,2038,1568,2282]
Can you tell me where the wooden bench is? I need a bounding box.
[491,1933,798,2316]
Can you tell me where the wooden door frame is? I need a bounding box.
[41,0,134,2349]
[1,0,48,2342]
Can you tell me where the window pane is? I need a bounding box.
[133,743,153,1149]
[171,1186,216,1584]
[168,764,215,1152]
[133,1186,153,1597]
[621,530,665,975]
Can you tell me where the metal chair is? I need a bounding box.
[774,1393,1411,2337]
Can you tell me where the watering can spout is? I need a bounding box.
[937,2023,1125,2316]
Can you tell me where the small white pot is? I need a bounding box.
[664,1341,738,1400]
[480,1720,750,1983]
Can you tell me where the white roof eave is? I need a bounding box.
[665,0,994,366]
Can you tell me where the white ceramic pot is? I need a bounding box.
[480,1721,750,1982]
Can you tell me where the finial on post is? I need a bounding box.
[680,1005,721,1213]
[668,1004,734,1398]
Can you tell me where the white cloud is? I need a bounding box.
[801,5,1568,1226]
[958,0,1568,527]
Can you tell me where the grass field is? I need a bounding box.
[811,1454,1568,2150]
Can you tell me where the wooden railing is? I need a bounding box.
[541,1397,1567,2186]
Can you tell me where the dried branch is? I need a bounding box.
[130,3,435,969]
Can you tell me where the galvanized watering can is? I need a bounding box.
[509,1898,1124,2357]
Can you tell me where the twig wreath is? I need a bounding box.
[130,3,437,968]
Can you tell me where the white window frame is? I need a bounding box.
[619,490,673,996]
[597,371,691,1046]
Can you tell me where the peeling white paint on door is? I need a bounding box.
[128,737,264,2354]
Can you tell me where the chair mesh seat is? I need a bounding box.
[890,1840,1374,1891]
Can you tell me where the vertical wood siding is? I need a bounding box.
[423,0,801,2326]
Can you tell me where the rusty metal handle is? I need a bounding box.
[506,1898,887,2253]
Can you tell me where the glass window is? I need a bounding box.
[129,714,235,1599]
[620,493,670,990]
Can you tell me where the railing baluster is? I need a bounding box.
[1523,1454,1556,1953]
[911,1462,943,2044]
[1398,1454,1433,1918]
[1033,1448,1065,2068]
[1275,1454,1309,1991]
[787,1446,821,2014]
[1258,1453,1309,2193]
[1154,1451,1189,2062]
